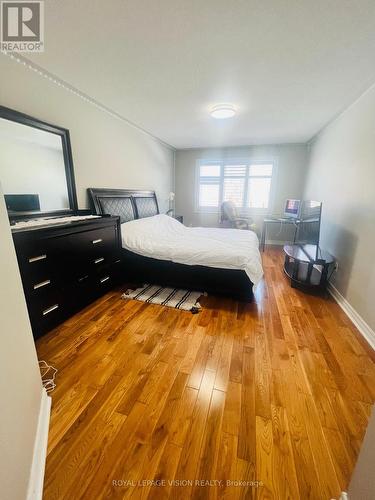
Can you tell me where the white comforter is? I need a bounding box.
[121,214,263,286]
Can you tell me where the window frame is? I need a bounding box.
[195,158,277,214]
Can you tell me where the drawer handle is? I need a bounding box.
[33,279,51,290]
[100,276,110,283]
[78,275,89,282]
[29,254,47,263]
[94,257,105,264]
[115,259,121,264]
[92,238,103,244]
[43,304,59,316]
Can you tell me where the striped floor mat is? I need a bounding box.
[122,284,205,313]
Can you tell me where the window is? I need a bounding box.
[223,165,247,207]
[197,160,274,211]
[197,163,221,208]
[247,164,273,209]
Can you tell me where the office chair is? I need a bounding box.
[220,200,256,231]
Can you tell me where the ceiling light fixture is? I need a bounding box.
[210,104,236,119]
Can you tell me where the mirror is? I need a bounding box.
[0,106,77,220]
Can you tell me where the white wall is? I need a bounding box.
[348,406,375,500]
[304,85,375,332]
[0,55,175,212]
[175,144,308,240]
[0,185,44,500]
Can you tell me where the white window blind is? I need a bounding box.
[223,165,246,207]
[199,184,220,207]
[247,163,273,209]
[198,163,221,208]
[197,161,274,210]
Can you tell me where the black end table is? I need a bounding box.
[283,244,335,293]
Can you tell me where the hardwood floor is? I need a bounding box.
[36,247,375,500]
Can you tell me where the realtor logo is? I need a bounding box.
[1,0,44,52]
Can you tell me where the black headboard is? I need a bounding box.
[87,188,159,223]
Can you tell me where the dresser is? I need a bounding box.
[12,216,122,339]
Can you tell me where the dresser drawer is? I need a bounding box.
[28,290,64,338]
[58,226,118,279]
[32,308,64,339]
[22,261,60,295]
[89,252,122,274]
[26,276,55,298]
[15,234,69,288]
[67,273,95,311]
[67,266,115,311]
[67,226,118,258]
[17,249,55,284]
[95,269,114,291]
[27,285,62,313]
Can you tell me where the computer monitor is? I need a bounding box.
[284,199,301,219]
[4,194,40,213]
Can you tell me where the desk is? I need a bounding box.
[260,217,298,251]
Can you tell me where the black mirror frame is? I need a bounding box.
[0,105,78,221]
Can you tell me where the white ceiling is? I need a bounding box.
[27,0,375,149]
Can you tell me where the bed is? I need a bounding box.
[88,188,263,300]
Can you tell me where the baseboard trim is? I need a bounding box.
[328,282,375,351]
[27,388,51,500]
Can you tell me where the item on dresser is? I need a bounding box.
[12,216,122,339]
[11,214,101,230]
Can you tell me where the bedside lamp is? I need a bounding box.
[167,191,175,215]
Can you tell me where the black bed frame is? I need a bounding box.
[88,188,254,301]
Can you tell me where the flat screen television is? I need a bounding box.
[294,200,322,250]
